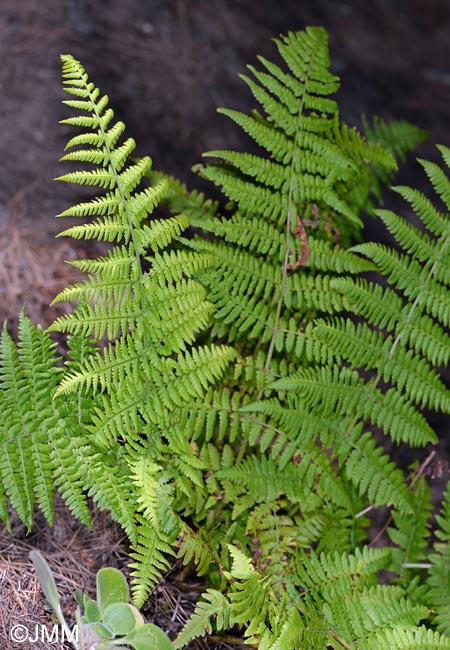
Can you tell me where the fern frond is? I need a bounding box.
[295,546,391,606]
[345,433,415,513]
[332,277,450,367]
[272,362,436,448]
[129,516,174,608]
[177,527,217,576]
[325,585,428,645]
[353,245,450,325]
[136,213,190,252]
[428,484,450,634]
[53,55,166,341]
[217,455,313,505]
[388,477,433,577]
[0,315,93,528]
[84,450,137,544]
[173,590,230,649]
[225,546,273,645]
[364,626,450,650]
[308,238,376,273]
[314,318,449,413]
[50,435,92,527]
[148,249,215,284]
[363,116,426,163]
[176,26,402,372]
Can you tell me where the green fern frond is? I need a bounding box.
[83,450,138,544]
[52,55,165,340]
[349,117,426,215]
[364,626,450,650]
[225,546,273,645]
[428,543,450,635]
[393,184,448,235]
[50,436,92,527]
[344,433,415,513]
[0,315,93,528]
[324,585,428,645]
[136,213,190,252]
[51,55,243,602]
[129,458,166,533]
[217,455,314,505]
[148,249,215,284]
[388,477,432,572]
[243,504,345,592]
[428,484,450,634]
[261,147,450,527]
[308,238,376,273]
[272,363,436,447]
[295,546,391,607]
[177,388,249,444]
[181,27,398,368]
[177,527,218,576]
[147,170,220,223]
[229,573,272,644]
[173,589,230,649]
[332,277,450,367]
[129,516,174,608]
[265,607,306,650]
[314,318,449,413]
[363,116,426,163]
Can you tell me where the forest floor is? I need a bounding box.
[0,1,449,648]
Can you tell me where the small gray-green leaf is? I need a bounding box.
[103,603,137,636]
[84,598,101,623]
[97,567,129,613]
[73,589,85,608]
[125,623,174,650]
[89,621,114,640]
[29,551,62,615]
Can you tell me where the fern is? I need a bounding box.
[1,27,450,650]
[428,483,450,634]
[388,477,433,577]
[0,315,92,529]
[159,32,448,647]
[173,589,230,649]
[174,28,397,363]
[364,626,450,650]
[324,585,429,645]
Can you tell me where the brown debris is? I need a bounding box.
[287,215,310,271]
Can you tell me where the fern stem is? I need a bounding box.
[329,629,354,650]
[355,504,375,519]
[263,94,307,378]
[207,635,250,647]
[409,450,436,488]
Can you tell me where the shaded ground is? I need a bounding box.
[0,1,449,648]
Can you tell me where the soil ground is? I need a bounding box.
[0,1,449,648]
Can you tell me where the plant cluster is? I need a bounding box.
[30,550,173,650]
[1,26,449,649]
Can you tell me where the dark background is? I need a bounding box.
[1,0,450,228]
